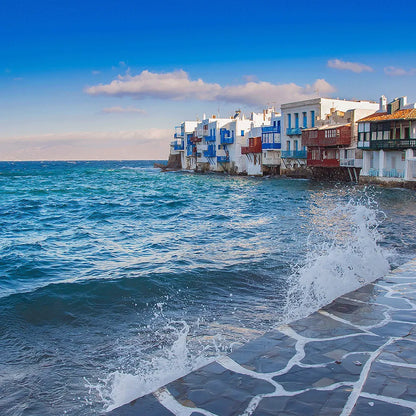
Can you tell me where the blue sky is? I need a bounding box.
[1,0,416,160]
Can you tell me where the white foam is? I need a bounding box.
[284,199,391,322]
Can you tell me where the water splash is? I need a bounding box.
[284,196,391,322]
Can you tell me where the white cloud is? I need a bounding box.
[327,59,373,73]
[92,70,101,75]
[0,129,171,161]
[85,70,336,106]
[101,106,146,114]
[384,66,416,76]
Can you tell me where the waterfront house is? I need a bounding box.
[302,107,377,181]
[358,96,416,185]
[281,98,379,176]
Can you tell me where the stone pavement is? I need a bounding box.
[108,258,416,415]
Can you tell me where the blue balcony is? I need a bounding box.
[203,146,216,158]
[286,127,302,136]
[217,155,230,163]
[205,135,216,142]
[262,142,281,150]
[220,129,234,144]
[281,150,307,159]
[173,142,184,151]
[262,125,281,134]
[174,133,183,139]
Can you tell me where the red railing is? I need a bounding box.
[302,126,351,147]
[241,137,262,154]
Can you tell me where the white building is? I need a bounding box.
[358,96,416,186]
[280,98,379,175]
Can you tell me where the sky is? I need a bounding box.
[1,0,416,160]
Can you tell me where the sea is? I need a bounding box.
[0,160,415,415]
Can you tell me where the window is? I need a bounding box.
[287,140,291,151]
[294,140,298,151]
[288,114,292,129]
[241,130,245,136]
[405,127,410,138]
[303,112,307,128]
[311,111,315,128]
[295,113,299,128]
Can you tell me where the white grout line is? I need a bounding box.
[154,387,218,416]
[378,359,416,369]
[360,392,416,411]
[340,337,399,416]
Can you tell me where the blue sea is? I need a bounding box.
[0,160,415,415]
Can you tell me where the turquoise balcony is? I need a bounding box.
[286,127,302,136]
[281,150,307,158]
[262,125,281,134]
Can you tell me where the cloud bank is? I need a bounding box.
[384,66,416,76]
[85,70,336,105]
[327,59,373,73]
[0,129,171,161]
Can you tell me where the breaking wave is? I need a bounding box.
[284,196,391,322]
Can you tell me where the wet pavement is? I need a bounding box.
[108,258,416,415]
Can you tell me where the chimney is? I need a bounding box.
[379,95,387,112]
[399,96,408,109]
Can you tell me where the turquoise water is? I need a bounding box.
[0,161,415,415]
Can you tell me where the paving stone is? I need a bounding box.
[323,298,387,327]
[379,340,416,365]
[350,397,413,416]
[253,387,351,416]
[229,330,296,373]
[371,321,415,338]
[302,334,382,365]
[166,365,274,416]
[106,393,174,415]
[273,355,365,391]
[290,311,363,339]
[363,361,416,402]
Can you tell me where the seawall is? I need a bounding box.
[108,258,416,415]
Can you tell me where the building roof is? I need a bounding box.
[302,123,350,131]
[358,108,416,122]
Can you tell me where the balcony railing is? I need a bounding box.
[205,135,216,142]
[241,143,262,154]
[262,142,281,150]
[217,155,230,163]
[340,158,363,168]
[382,168,405,178]
[220,129,234,144]
[286,127,302,136]
[361,139,416,150]
[281,150,307,158]
[173,142,184,151]
[262,125,281,133]
[368,168,379,177]
[203,148,216,158]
